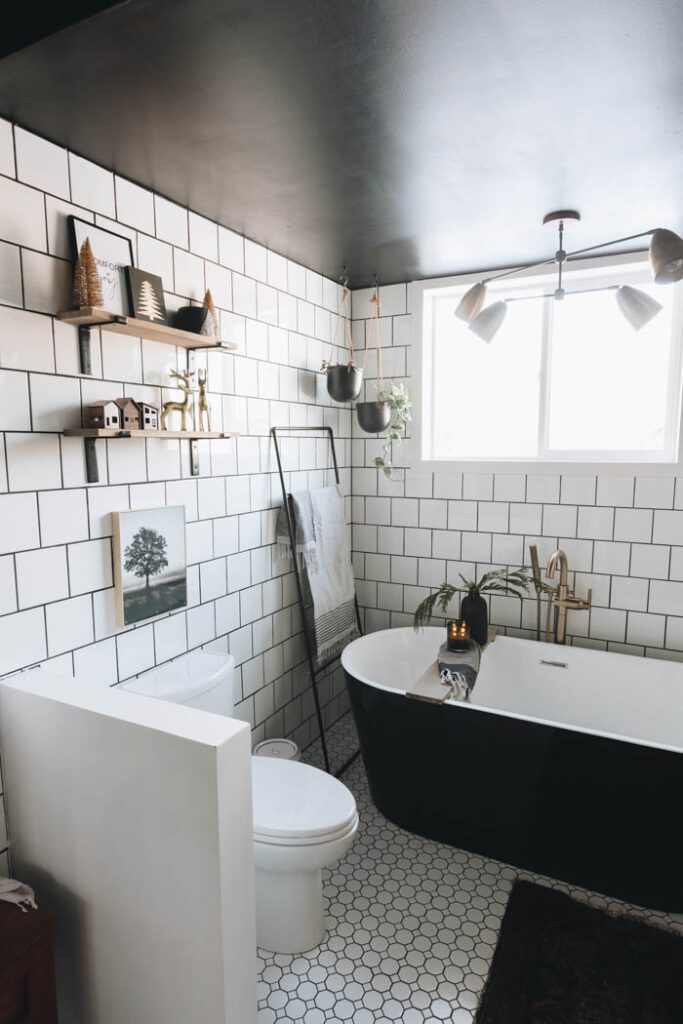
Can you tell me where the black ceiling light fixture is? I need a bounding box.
[456,211,683,342]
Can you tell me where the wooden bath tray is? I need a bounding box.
[406,628,498,704]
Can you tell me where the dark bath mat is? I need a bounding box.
[475,879,683,1024]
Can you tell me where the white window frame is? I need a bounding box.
[411,251,683,476]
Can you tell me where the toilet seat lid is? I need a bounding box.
[251,757,357,841]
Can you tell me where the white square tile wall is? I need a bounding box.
[0,119,354,797]
[351,285,683,661]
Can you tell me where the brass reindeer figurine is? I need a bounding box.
[162,368,195,431]
[197,368,211,432]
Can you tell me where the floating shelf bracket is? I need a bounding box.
[78,316,127,375]
[64,428,236,484]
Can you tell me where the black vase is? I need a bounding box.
[174,306,210,334]
[460,592,488,645]
[356,401,392,433]
[326,364,364,402]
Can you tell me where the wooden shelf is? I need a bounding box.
[58,308,237,351]
[64,428,235,440]
[64,428,239,482]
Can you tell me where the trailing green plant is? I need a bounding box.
[373,382,412,478]
[413,568,532,630]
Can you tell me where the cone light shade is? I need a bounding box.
[454,282,487,322]
[468,300,507,342]
[650,229,683,284]
[616,286,663,331]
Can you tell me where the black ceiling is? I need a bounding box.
[1,0,682,287]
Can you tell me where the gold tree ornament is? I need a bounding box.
[203,288,219,339]
[72,237,103,308]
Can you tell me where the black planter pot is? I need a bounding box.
[460,593,488,645]
[356,401,392,433]
[326,364,364,402]
[174,306,210,334]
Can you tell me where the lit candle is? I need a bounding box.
[447,619,470,650]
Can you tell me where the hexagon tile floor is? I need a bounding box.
[256,714,683,1023]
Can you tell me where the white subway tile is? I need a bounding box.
[596,476,634,507]
[278,292,298,331]
[0,119,14,177]
[39,489,89,546]
[478,502,508,533]
[589,607,626,643]
[232,273,257,318]
[188,212,218,261]
[526,475,560,503]
[627,611,665,647]
[116,624,155,679]
[218,226,244,272]
[115,177,154,233]
[68,538,113,595]
[649,580,683,616]
[490,595,522,628]
[15,128,69,198]
[22,250,71,315]
[186,519,214,564]
[30,372,81,430]
[577,505,614,540]
[447,500,477,531]
[404,529,431,558]
[0,241,22,306]
[0,306,54,372]
[0,369,30,429]
[666,616,683,650]
[88,485,130,538]
[492,533,524,565]
[493,474,526,502]
[391,555,417,585]
[16,546,69,608]
[461,531,492,562]
[200,557,227,602]
[669,547,683,581]
[106,437,147,484]
[46,594,94,656]
[630,543,669,579]
[557,537,594,572]
[592,540,630,575]
[463,474,494,501]
[509,503,542,535]
[137,235,174,290]
[433,473,462,500]
[155,196,188,247]
[377,526,403,555]
[560,475,596,505]
[377,283,407,317]
[653,510,683,546]
[635,476,674,509]
[69,154,114,215]
[305,269,323,306]
[613,507,653,543]
[6,433,61,491]
[419,499,447,529]
[0,176,46,250]
[0,556,16,615]
[244,240,268,282]
[432,530,460,560]
[404,471,433,498]
[174,247,205,299]
[610,576,648,612]
[205,261,231,310]
[418,558,445,587]
[392,498,419,528]
[198,477,226,519]
[542,504,577,538]
[0,607,46,674]
[73,637,119,685]
[266,251,288,290]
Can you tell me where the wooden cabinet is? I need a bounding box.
[0,902,58,1023]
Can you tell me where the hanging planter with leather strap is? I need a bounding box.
[322,272,364,402]
[356,286,392,433]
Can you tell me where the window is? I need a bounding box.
[418,255,683,466]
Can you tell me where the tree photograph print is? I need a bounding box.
[112,506,187,625]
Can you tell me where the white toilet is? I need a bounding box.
[120,649,358,954]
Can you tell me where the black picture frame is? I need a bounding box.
[68,215,134,316]
[124,267,168,324]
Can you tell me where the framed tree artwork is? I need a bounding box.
[112,506,187,626]
[125,267,167,324]
[68,216,134,316]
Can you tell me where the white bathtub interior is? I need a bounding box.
[341,627,683,754]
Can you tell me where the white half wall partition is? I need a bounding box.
[0,669,256,1024]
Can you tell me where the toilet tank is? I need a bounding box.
[120,649,235,716]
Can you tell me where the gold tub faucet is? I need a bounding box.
[545,549,592,645]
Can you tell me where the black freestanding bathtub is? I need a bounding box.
[342,627,683,911]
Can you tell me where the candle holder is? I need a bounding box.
[447,619,470,651]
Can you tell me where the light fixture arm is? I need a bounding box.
[481,228,657,288]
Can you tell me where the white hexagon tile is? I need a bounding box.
[257,715,682,1023]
